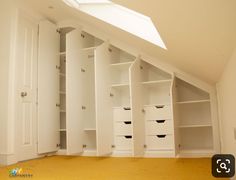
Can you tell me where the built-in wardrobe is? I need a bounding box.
[37,20,220,158]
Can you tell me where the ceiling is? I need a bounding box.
[18,0,236,84]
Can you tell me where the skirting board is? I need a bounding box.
[0,154,17,166]
[177,150,215,158]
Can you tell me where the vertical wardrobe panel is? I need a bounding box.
[66,29,82,51]
[130,59,145,156]
[171,77,178,156]
[95,42,113,156]
[38,20,60,153]
[66,31,84,155]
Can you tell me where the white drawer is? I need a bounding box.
[146,135,174,150]
[114,121,132,135]
[113,107,131,121]
[115,136,132,150]
[146,120,173,135]
[144,105,171,120]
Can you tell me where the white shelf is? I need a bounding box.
[60,52,66,56]
[176,100,210,104]
[110,62,133,69]
[142,79,172,85]
[179,124,212,128]
[60,91,66,95]
[60,110,66,113]
[59,129,66,132]
[84,128,96,131]
[81,46,97,51]
[111,83,129,88]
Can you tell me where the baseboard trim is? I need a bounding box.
[0,154,17,166]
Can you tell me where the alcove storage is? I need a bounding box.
[140,61,175,157]
[109,45,136,155]
[38,20,219,158]
[174,78,214,156]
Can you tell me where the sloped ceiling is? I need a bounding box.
[18,0,236,84]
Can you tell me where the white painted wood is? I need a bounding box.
[130,59,145,157]
[66,29,86,154]
[95,42,113,156]
[146,120,173,135]
[57,20,215,94]
[66,28,82,52]
[170,77,178,156]
[146,135,174,150]
[179,127,213,151]
[144,105,172,120]
[114,122,132,136]
[38,20,60,154]
[115,136,133,151]
[210,91,221,153]
[113,107,132,122]
[16,14,38,161]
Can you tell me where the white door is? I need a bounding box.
[130,59,145,157]
[15,14,38,161]
[95,42,113,156]
[38,20,60,154]
[66,30,84,155]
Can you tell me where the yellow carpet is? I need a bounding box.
[0,156,229,180]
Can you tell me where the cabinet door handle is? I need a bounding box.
[124,121,131,124]
[21,92,27,97]
[123,107,131,110]
[156,120,165,123]
[124,136,132,139]
[156,135,166,138]
[155,105,164,109]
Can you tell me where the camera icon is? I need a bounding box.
[212,154,235,178]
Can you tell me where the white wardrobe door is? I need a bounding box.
[66,29,82,51]
[172,78,179,156]
[95,42,113,156]
[130,59,145,156]
[66,31,84,155]
[38,20,60,153]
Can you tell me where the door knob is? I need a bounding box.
[21,92,27,97]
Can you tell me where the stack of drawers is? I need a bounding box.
[113,107,132,151]
[144,105,174,151]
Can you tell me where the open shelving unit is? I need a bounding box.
[109,45,135,155]
[140,61,175,156]
[174,78,213,156]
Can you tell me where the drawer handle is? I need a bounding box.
[156,135,166,138]
[124,121,131,124]
[156,120,165,123]
[155,105,164,109]
[124,136,132,139]
[123,107,131,110]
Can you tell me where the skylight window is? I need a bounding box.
[62,0,167,49]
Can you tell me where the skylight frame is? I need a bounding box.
[62,0,167,49]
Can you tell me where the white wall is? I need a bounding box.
[0,0,15,163]
[217,48,236,157]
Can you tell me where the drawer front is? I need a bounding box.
[146,135,174,150]
[114,121,132,135]
[115,136,132,150]
[146,120,173,135]
[113,107,131,121]
[144,105,171,120]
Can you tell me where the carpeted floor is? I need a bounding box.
[0,156,229,180]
